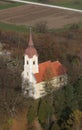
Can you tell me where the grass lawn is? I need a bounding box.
[0,2,24,10]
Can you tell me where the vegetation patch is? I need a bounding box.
[0,1,24,10]
[0,22,82,34]
[24,0,82,9]
[53,1,82,10]
[0,22,27,34]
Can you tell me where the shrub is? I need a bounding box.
[34,21,48,33]
[70,24,79,30]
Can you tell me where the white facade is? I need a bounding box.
[28,74,68,99]
[22,63,68,99]
[22,54,38,96]
[21,31,68,99]
[23,55,38,80]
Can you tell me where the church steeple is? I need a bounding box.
[25,27,38,58]
[28,27,34,47]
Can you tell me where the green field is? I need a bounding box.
[0,0,82,10]
[24,0,82,10]
[0,1,24,10]
[0,22,27,34]
[53,22,82,32]
[0,22,82,34]
[52,0,82,10]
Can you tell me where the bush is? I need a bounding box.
[38,99,54,129]
[34,21,48,33]
[70,24,79,30]
[52,123,60,130]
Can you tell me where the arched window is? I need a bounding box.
[33,61,35,65]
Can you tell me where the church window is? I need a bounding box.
[60,77,63,82]
[33,61,35,65]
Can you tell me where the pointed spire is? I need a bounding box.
[28,27,34,47]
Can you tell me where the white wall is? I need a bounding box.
[24,55,38,74]
[32,74,68,99]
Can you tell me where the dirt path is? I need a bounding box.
[11,110,27,130]
[34,119,43,130]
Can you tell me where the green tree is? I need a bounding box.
[52,123,60,130]
[34,21,48,33]
[74,76,82,110]
[63,85,77,110]
[38,98,54,130]
[27,100,39,124]
[67,109,82,130]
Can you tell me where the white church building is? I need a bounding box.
[22,30,67,99]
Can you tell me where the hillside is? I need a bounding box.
[0,27,82,130]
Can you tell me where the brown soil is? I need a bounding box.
[11,111,27,130]
[0,111,43,130]
[0,109,28,130]
[0,4,82,29]
[33,119,43,130]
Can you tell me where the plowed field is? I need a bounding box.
[0,4,82,29]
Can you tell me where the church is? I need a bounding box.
[21,30,68,99]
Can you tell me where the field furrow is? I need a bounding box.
[0,4,82,29]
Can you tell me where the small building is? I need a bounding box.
[22,30,67,99]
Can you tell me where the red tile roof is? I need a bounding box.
[34,61,67,83]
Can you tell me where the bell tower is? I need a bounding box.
[23,28,38,82]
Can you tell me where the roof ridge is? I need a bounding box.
[39,60,51,65]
